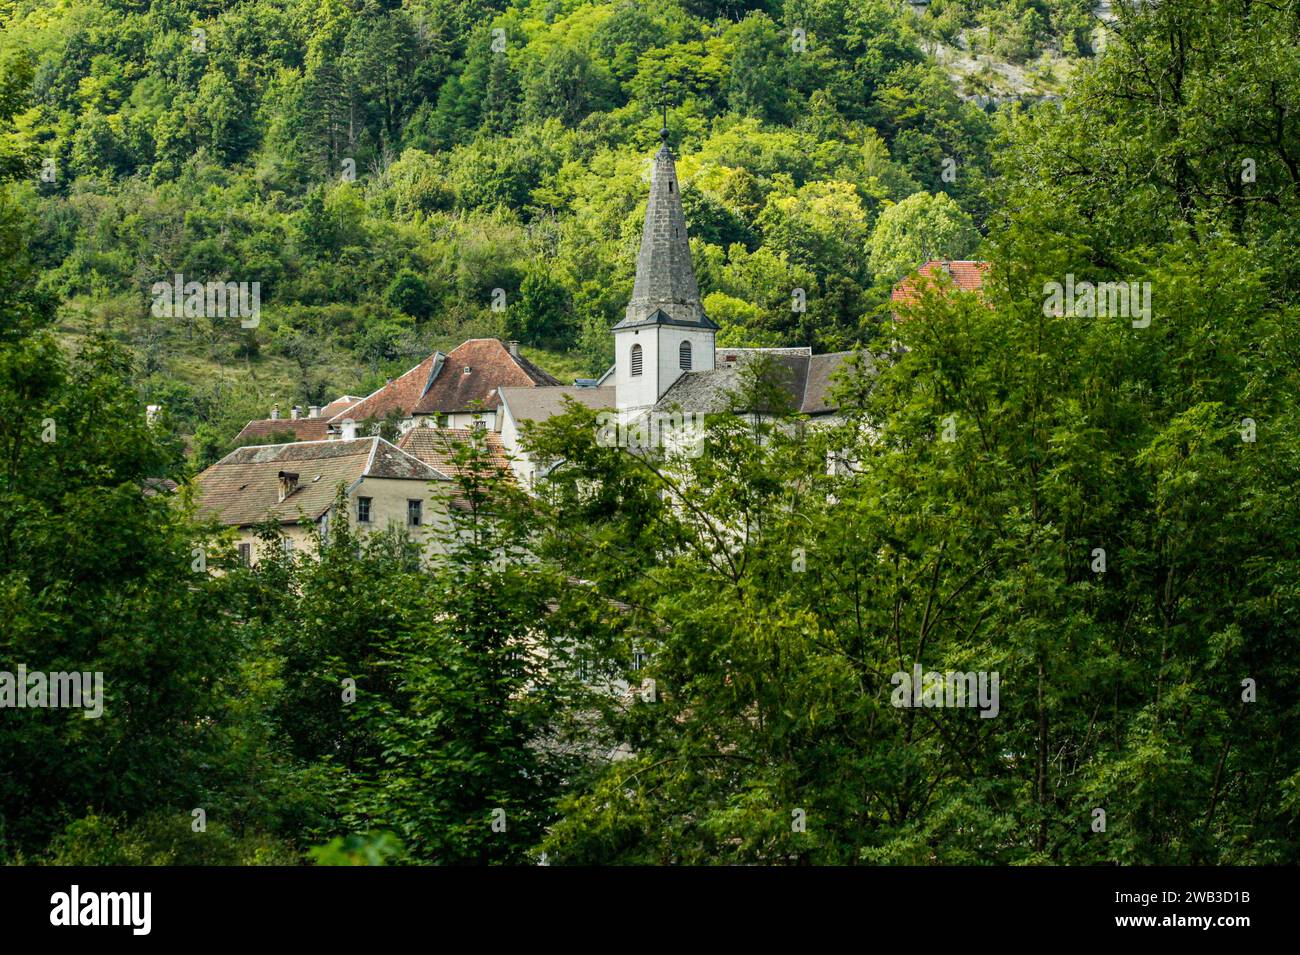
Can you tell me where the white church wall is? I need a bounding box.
[614,327,660,411]
[655,325,715,391]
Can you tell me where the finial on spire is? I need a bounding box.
[659,80,669,144]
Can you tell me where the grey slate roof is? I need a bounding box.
[804,351,868,414]
[653,348,857,416]
[613,142,717,332]
[499,385,616,424]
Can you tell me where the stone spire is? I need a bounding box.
[615,133,716,330]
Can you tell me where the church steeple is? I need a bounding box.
[614,134,716,332]
[612,130,717,413]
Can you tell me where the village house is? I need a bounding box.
[231,339,560,450]
[498,384,615,487]
[330,337,560,434]
[233,395,364,445]
[195,436,453,565]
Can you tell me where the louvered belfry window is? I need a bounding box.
[630,343,643,377]
[679,340,692,370]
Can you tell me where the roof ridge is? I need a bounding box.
[328,355,430,422]
[218,436,371,463]
[328,378,387,423]
[503,346,563,385]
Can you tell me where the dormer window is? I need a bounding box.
[630,343,643,377]
[463,366,472,375]
[277,470,299,503]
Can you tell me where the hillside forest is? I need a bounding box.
[2,0,1299,864]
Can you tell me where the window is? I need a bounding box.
[282,536,294,556]
[679,340,692,370]
[237,542,251,566]
[357,496,372,524]
[633,649,650,671]
[630,343,643,377]
[407,499,422,527]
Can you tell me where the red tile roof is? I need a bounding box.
[890,260,990,310]
[234,395,361,445]
[234,417,332,444]
[332,339,560,424]
[396,426,511,478]
[417,339,559,414]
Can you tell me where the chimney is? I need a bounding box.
[341,419,358,441]
[290,406,301,420]
[308,406,320,418]
[277,471,299,503]
[270,406,280,420]
[507,340,520,358]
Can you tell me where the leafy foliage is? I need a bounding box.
[1,0,1297,867]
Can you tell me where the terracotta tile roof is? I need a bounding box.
[890,260,990,309]
[415,339,560,415]
[195,437,447,528]
[332,352,440,425]
[234,417,332,444]
[396,427,511,477]
[332,339,561,424]
[234,396,361,445]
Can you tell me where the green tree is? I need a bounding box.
[867,190,978,282]
[385,268,433,321]
[512,267,571,347]
[339,433,597,863]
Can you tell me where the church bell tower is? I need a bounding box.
[613,128,717,413]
